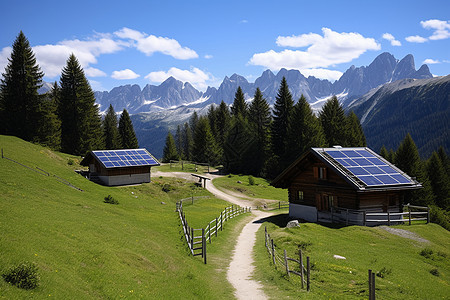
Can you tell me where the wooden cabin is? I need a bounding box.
[80,149,160,186]
[272,147,422,225]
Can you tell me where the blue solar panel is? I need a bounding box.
[92,149,159,168]
[323,148,415,187]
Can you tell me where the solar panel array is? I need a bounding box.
[92,149,159,168]
[323,148,414,187]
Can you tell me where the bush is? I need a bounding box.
[430,205,450,231]
[162,183,174,193]
[104,195,119,205]
[248,175,255,186]
[430,268,440,276]
[67,159,74,165]
[376,267,392,278]
[2,262,40,289]
[420,248,433,258]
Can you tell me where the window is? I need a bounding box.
[298,191,304,202]
[319,167,327,179]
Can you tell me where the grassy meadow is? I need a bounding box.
[254,214,450,299]
[0,135,249,299]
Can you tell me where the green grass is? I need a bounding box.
[154,162,211,174]
[254,213,450,299]
[213,174,288,202]
[0,135,246,299]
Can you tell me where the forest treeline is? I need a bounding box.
[0,31,138,155]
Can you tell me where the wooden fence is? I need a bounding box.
[176,198,251,264]
[318,204,429,226]
[264,226,311,291]
[170,160,210,173]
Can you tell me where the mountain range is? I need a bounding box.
[94,52,432,114]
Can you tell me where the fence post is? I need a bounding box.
[369,270,372,300]
[306,256,310,291]
[279,201,281,209]
[299,249,304,289]
[346,209,349,225]
[191,228,194,253]
[209,223,211,244]
[215,218,218,237]
[409,210,411,225]
[265,226,267,246]
[181,160,184,170]
[372,271,376,300]
[284,249,290,278]
[220,211,223,231]
[202,228,207,264]
[388,212,391,226]
[331,206,334,223]
[427,207,430,224]
[363,211,366,226]
[271,239,275,266]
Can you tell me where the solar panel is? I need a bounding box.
[92,149,159,169]
[322,148,415,187]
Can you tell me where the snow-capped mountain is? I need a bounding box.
[94,52,432,115]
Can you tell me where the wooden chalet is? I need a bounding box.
[272,147,422,225]
[81,149,160,186]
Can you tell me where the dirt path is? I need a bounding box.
[152,171,271,299]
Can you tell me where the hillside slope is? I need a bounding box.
[0,135,236,299]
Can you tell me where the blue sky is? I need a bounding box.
[0,0,449,92]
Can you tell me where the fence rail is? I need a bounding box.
[264,226,311,290]
[169,160,210,173]
[176,198,251,264]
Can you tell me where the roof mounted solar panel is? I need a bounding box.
[91,149,160,169]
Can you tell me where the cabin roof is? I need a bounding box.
[80,149,160,169]
[272,147,422,192]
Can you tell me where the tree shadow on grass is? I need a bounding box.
[253,212,350,229]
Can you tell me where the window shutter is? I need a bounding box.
[323,167,327,179]
[313,166,318,178]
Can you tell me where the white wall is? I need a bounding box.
[98,173,150,186]
[289,203,317,222]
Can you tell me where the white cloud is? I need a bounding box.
[204,54,213,59]
[145,67,212,91]
[249,28,380,71]
[111,69,140,80]
[421,19,450,40]
[300,68,343,82]
[405,35,428,43]
[423,58,440,64]
[240,20,249,24]
[0,46,12,75]
[85,67,107,77]
[114,27,198,60]
[382,33,402,46]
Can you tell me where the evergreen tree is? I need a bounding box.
[34,82,61,150]
[437,146,450,175]
[103,104,121,150]
[118,109,139,149]
[175,124,184,159]
[248,88,272,175]
[379,146,391,162]
[286,94,325,164]
[224,114,253,173]
[426,151,450,210]
[189,111,199,140]
[271,77,294,163]
[162,132,179,163]
[345,111,366,146]
[59,54,103,155]
[183,122,194,161]
[207,104,218,138]
[192,117,221,165]
[395,133,434,206]
[215,101,231,150]
[231,86,247,117]
[319,96,347,147]
[0,31,44,140]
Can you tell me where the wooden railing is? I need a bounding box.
[176,198,251,264]
[264,226,311,291]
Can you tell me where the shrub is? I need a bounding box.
[248,175,255,186]
[2,262,40,289]
[162,183,174,193]
[430,205,450,231]
[104,195,119,205]
[376,267,392,278]
[420,248,433,258]
[67,159,74,165]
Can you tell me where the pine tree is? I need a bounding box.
[395,133,434,206]
[34,82,61,150]
[162,132,179,163]
[0,31,44,140]
[118,109,138,149]
[345,111,366,146]
[192,117,221,165]
[103,104,121,150]
[183,122,194,161]
[215,101,231,150]
[189,111,199,140]
[286,94,325,164]
[231,86,247,117]
[248,87,272,175]
[426,151,450,210]
[319,96,347,147]
[59,54,104,155]
[207,104,218,138]
[224,114,253,173]
[271,77,294,162]
[175,124,184,159]
[379,146,391,162]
